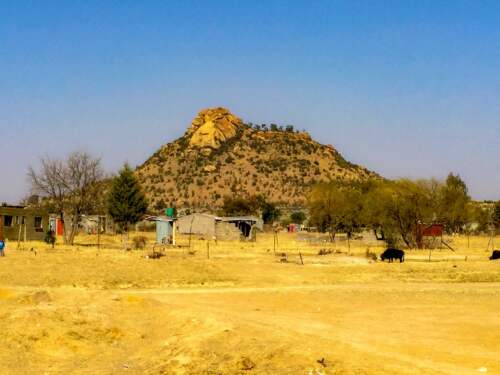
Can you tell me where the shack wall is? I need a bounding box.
[0,207,49,241]
[215,221,243,241]
[156,221,174,244]
[176,214,216,238]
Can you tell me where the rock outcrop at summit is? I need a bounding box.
[187,108,242,154]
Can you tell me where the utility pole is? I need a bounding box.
[97,216,101,250]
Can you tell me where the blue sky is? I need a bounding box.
[1,0,499,202]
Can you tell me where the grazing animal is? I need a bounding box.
[380,248,405,263]
[490,250,500,260]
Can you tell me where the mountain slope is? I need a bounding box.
[136,107,377,210]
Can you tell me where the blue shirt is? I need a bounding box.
[0,241,5,250]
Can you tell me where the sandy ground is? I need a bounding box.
[0,233,499,374]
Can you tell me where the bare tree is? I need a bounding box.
[28,151,104,245]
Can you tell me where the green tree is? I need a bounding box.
[290,211,306,224]
[154,198,167,213]
[220,195,281,224]
[437,173,470,233]
[308,183,363,241]
[494,201,500,230]
[220,196,258,216]
[309,175,478,248]
[466,203,490,234]
[261,201,281,224]
[107,164,148,233]
[362,179,437,248]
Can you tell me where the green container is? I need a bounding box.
[165,207,175,218]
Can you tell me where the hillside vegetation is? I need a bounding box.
[137,107,377,210]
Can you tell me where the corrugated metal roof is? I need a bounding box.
[178,213,217,220]
[144,215,175,222]
[177,213,260,222]
[216,216,260,222]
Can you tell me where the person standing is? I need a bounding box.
[0,216,4,256]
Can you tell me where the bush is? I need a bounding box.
[44,230,56,246]
[318,249,333,256]
[365,248,378,261]
[291,211,306,224]
[147,249,165,259]
[132,235,148,249]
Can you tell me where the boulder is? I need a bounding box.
[187,107,242,153]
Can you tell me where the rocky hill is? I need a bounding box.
[136,107,377,210]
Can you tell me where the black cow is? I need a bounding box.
[490,250,500,260]
[380,248,405,263]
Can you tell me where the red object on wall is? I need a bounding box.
[56,218,64,236]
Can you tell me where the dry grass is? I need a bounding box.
[0,232,499,374]
[1,232,498,288]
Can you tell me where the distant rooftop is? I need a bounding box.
[1,204,27,209]
[216,216,260,222]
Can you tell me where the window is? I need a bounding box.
[34,217,43,232]
[4,215,13,227]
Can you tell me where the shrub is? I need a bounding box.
[132,235,148,249]
[365,248,378,261]
[318,249,333,256]
[44,230,56,246]
[291,211,306,224]
[147,249,165,259]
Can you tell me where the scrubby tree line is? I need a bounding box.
[26,151,499,248]
[219,195,281,224]
[28,152,148,245]
[494,201,500,229]
[308,174,494,248]
[27,151,284,245]
[245,122,300,133]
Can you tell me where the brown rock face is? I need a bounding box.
[187,107,242,154]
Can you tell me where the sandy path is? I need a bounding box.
[125,282,500,374]
[1,283,499,374]
[119,282,500,295]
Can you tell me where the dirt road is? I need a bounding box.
[1,282,498,374]
[133,282,500,375]
[1,235,499,374]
